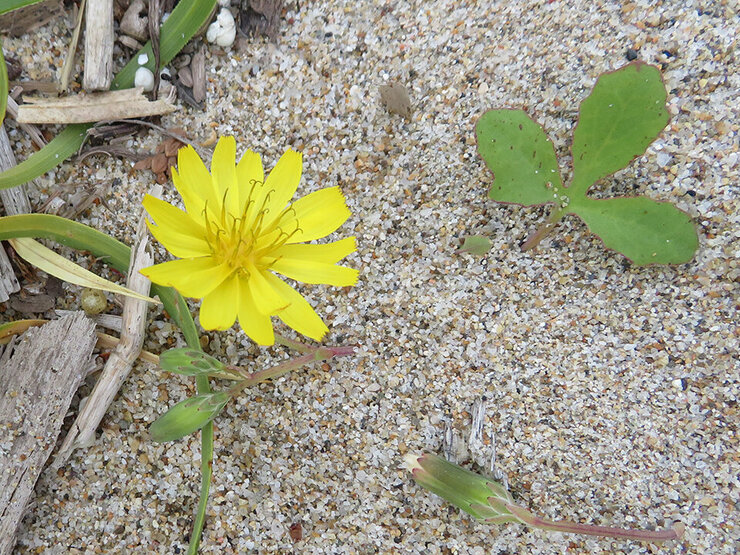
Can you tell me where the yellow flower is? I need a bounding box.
[140,136,357,345]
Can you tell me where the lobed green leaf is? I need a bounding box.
[476,109,563,206]
[571,196,698,265]
[570,62,669,196]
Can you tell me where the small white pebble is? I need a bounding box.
[134,66,155,91]
[206,8,236,48]
[672,378,683,389]
[137,53,149,65]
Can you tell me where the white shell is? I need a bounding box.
[206,8,236,48]
[134,66,155,91]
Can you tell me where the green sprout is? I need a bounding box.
[406,453,685,543]
[475,62,698,266]
[150,344,357,443]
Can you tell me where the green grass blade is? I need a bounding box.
[0,0,217,191]
[0,0,44,16]
[0,213,199,346]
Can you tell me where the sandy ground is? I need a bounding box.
[3,1,738,553]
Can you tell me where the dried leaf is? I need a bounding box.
[9,292,54,313]
[8,237,160,304]
[460,236,492,256]
[380,82,412,119]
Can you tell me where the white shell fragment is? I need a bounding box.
[134,66,155,91]
[206,8,236,48]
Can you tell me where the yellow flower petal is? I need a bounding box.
[237,148,264,204]
[264,273,328,340]
[247,264,290,315]
[171,166,203,217]
[262,149,302,226]
[199,273,239,330]
[145,216,211,260]
[272,237,356,265]
[285,186,351,243]
[176,145,221,222]
[237,277,275,345]
[211,136,239,216]
[144,194,206,239]
[140,257,232,298]
[271,259,358,286]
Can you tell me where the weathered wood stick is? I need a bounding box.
[0,313,97,555]
[54,186,161,464]
[17,88,176,124]
[0,124,31,301]
[83,0,114,91]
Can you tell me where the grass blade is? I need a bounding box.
[8,237,160,303]
[0,213,199,346]
[0,0,44,16]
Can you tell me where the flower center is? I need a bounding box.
[202,184,299,274]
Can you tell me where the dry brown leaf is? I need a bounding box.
[380,82,412,120]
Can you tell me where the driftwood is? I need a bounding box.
[0,312,97,555]
[17,88,176,124]
[54,186,160,464]
[0,124,31,302]
[83,0,114,91]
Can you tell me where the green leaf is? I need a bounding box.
[571,196,698,265]
[476,63,697,265]
[460,235,492,256]
[0,213,199,347]
[160,348,227,377]
[570,62,669,196]
[0,0,43,15]
[0,0,217,190]
[9,237,159,303]
[476,109,563,206]
[150,392,230,442]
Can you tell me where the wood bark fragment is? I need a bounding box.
[4,96,46,150]
[54,186,161,465]
[0,313,97,555]
[191,47,207,103]
[0,125,31,302]
[0,0,63,37]
[83,0,114,91]
[17,88,176,124]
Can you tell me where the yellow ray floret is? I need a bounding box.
[141,136,357,345]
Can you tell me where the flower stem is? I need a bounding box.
[187,375,213,555]
[274,333,312,354]
[505,503,684,543]
[521,206,566,251]
[228,344,358,396]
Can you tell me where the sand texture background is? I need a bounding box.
[3,1,737,553]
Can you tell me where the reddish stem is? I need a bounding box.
[506,503,684,543]
[521,207,566,251]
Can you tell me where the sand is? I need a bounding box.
[3,1,738,553]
